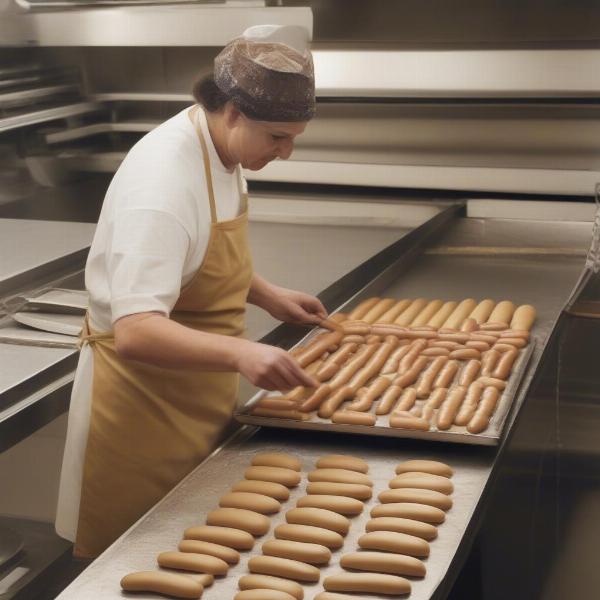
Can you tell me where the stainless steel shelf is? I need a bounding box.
[0,102,103,134]
[0,6,312,47]
[45,120,159,144]
[92,92,192,103]
[0,84,80,109]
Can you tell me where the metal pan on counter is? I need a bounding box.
[236,322,536,447]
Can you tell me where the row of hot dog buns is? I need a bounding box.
[120,454,455,598]
[252,297,536,435]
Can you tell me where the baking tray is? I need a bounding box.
[236,327,535,447]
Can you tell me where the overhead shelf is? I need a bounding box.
[51,149,600,196]
[45,119,159,144]
[313,48,600,98]
[0,84,80,109]
[0,5,312,47]
[0,102,103,134]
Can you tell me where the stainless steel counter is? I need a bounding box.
[0,208,422,449]
[55,209,593,599]
[0,344,75,408]
[0,218,95,296]
[245,220,413,341]
[56,426,494,600]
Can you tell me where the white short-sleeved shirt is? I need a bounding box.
[86,106,244,331]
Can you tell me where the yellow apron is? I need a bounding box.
[74,106,252,558]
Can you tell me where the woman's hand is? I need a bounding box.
[248,274,328,326]
[236,340,318,391]
[262,285,328,326]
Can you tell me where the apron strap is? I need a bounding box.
[236,165,248,213]
[77,313,113,349]
[193,108,218,225]
[193,105,247,222]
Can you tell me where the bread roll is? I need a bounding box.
[248,555,320,582]
[348,297,380,320]
[324,572,411,595]
[244,466,301,488]
[389,472,454,495]
[261,539,331,565]
[231,480,290,501]
[331,410,376,426]
[120,571,203,599]
[183,525,255,550]
[297,494,363,515]
[251,453,302,471]
[308,468,373,487]
[378,488,453,511]
[315,454,368,473]
[219,492,281,515]
[286,507,350,535]
[341,551,426,577]
[234,590,296,600]
[358,530,430,557]
[306,481,372,501]
[178,540,240,564]
[157,551,229,575]
[370,502,446,524]
[238,574,304,600]
[395,459,453,477]
[206,508,270,537]
[366,516,437,540]
[274,523,344,549]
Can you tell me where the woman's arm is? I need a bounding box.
[114,312,316,391]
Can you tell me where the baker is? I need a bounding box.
[56,24,324,558]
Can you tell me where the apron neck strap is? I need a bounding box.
[193,107,218,224]
[193,106,247,223]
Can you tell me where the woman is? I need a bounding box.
[56,24,325,558]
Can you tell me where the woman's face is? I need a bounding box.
[224,105,308,171]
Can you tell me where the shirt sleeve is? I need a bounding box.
[107,208,191,323]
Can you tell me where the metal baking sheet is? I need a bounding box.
[22,288,88,313]
[55,426,493,600]
[236,328,535,446]
[12,311,83,336]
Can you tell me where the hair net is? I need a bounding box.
[214,25,315,122]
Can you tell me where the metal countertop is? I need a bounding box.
[55,426,494,600]
[245,220,413,341]
[0,218,95,295]
[0,213,418,442]
[0,344,75,405]
[55,214,593,600]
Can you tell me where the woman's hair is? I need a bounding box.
[192,73,230,113]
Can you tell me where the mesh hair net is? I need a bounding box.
[214,36,315,122]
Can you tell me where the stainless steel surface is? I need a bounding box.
[55,426,494,600]
[0,6,312,47]
[0,516,72,599]
[244,219,422,342]
[0,102,103,134]
[12,312,83,336]
[313,49,600,98]
[0,524,23,569]
[22,288,88,313]
[0,321,79,349]
[238,340,535,446]
[0,219,95,296]
[45,121,158,145]
[0,84,80,109]
[0,343,75,408]
[239,214,591,441]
